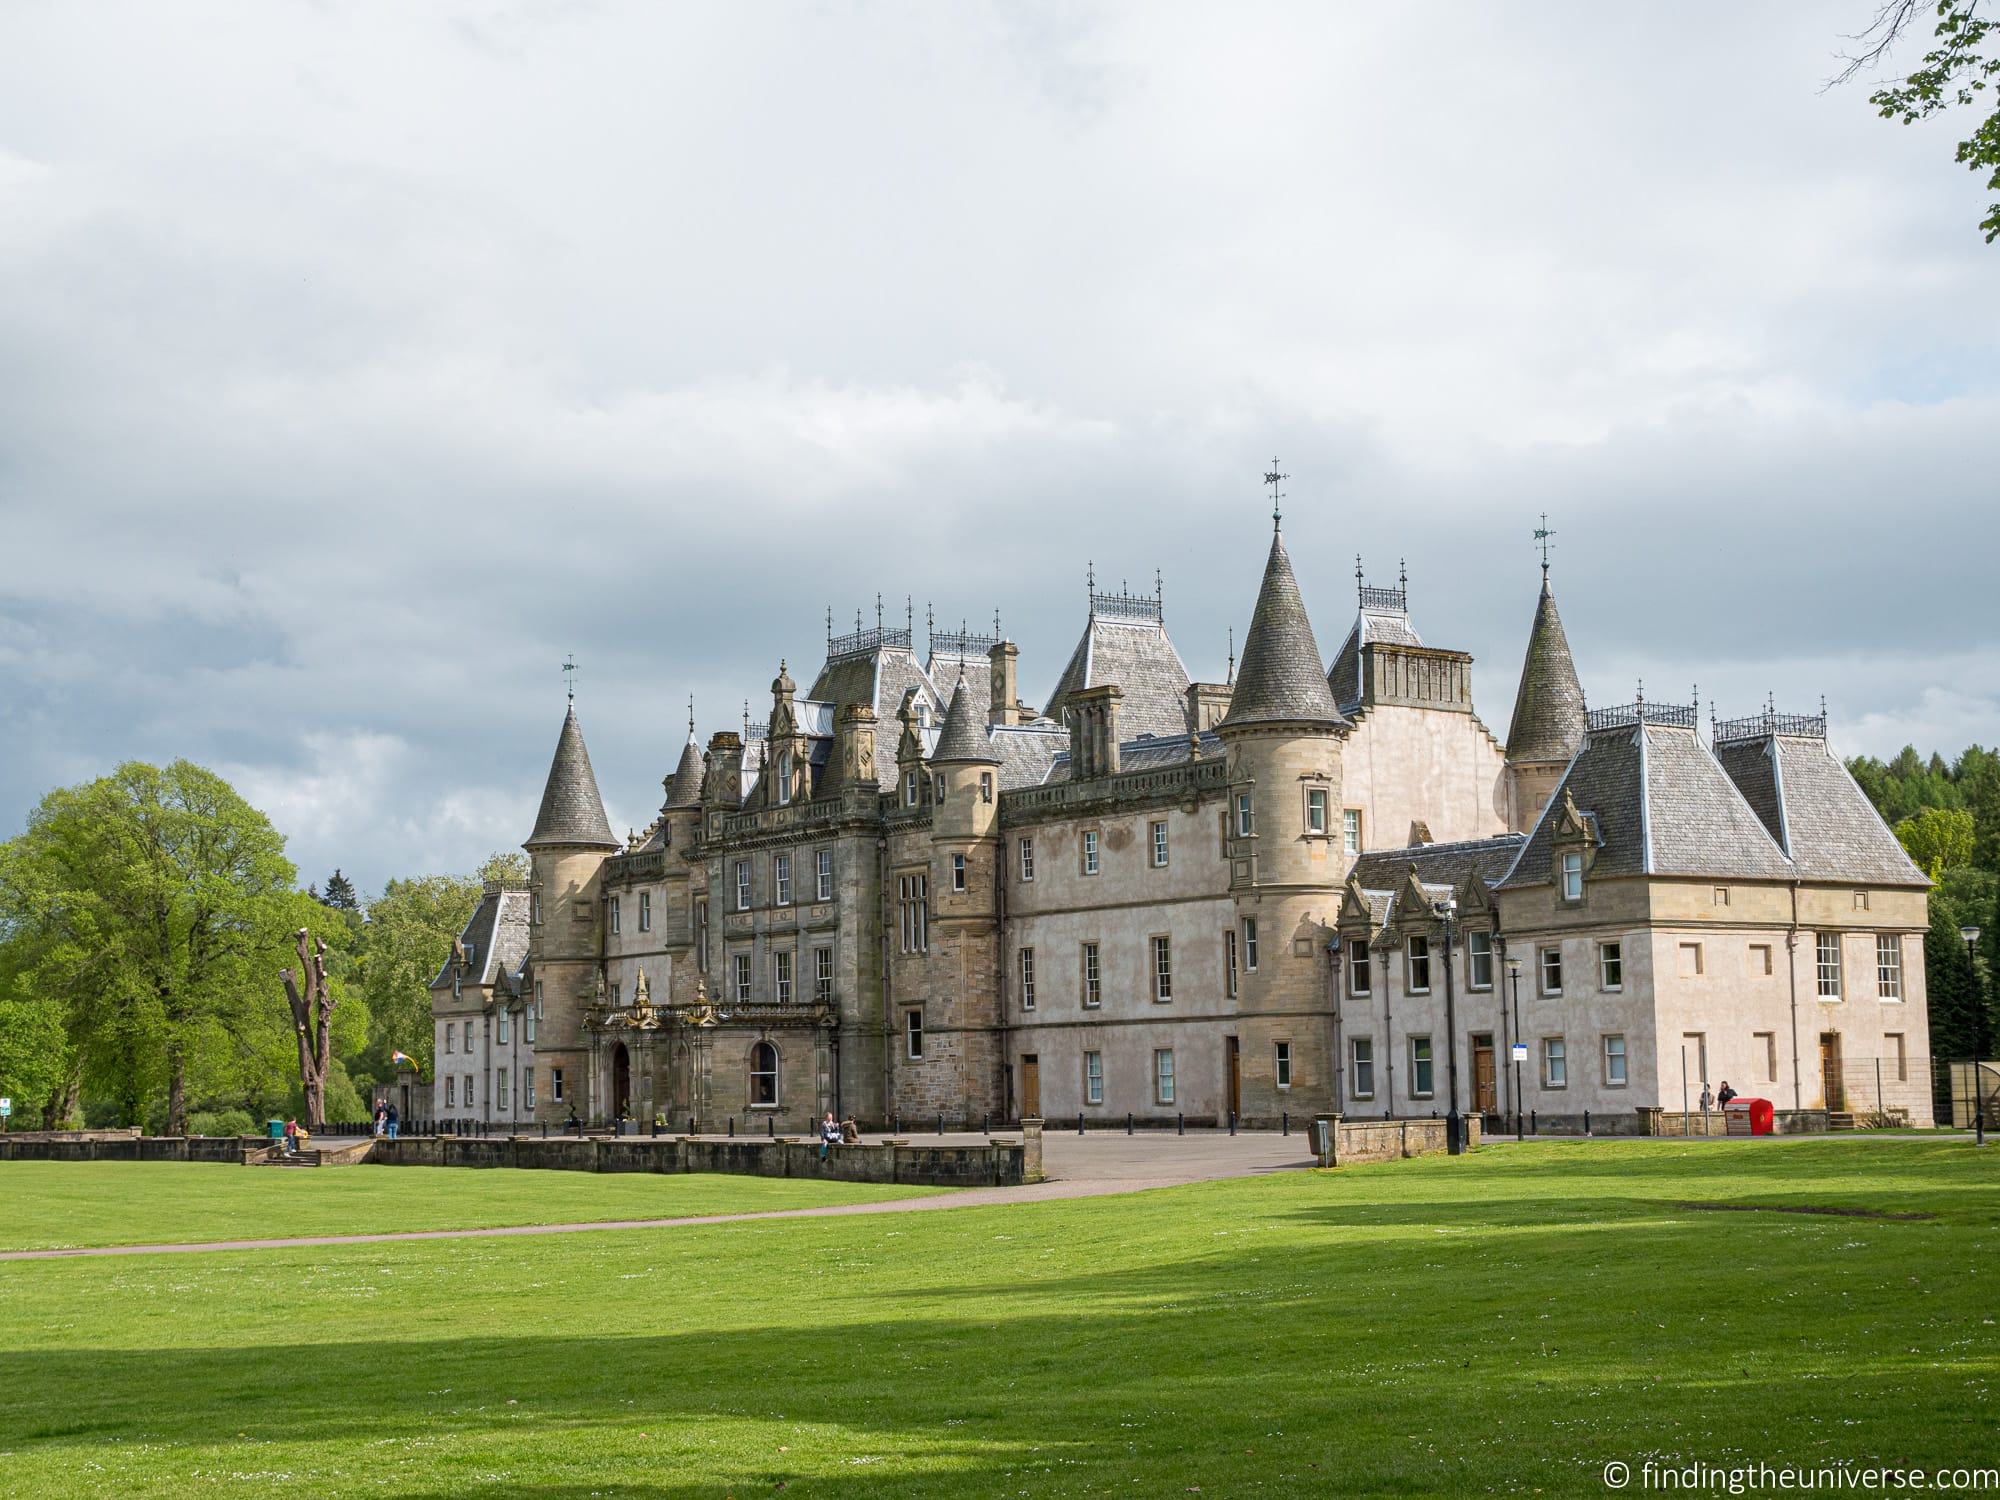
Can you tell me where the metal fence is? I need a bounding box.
[1816,1056,1994,1128]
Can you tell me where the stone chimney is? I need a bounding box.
[1186,682,1232,732]
[704,732,744,811]
[837,703,877,789]
[1070,684,1123,780]
[988,640,1020,727]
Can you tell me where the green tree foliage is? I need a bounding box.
[320,869,361,912]
[1896,805,1978,877]
[0,762,324,1134]
[1925,904,1993,1057]
[1843,0,2000,242]
[1849,745,2000,870]
[350,873,482,1081]
[478,850,530,885]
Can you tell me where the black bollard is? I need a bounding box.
[1583,1109,1591,1137]
[1177,1111,1185,1136]
[938,1112,944,1137]
[767,1115,774,1138]
[1078,1112,1085,1135]
[1282,1110,1289,1137]
[982,1111,990,1135]
[727,1117,735,1138]
[1228,1111,1236,1136]
[1126,1112,1133,1136]
[893,1113,900,1136]
[688,1115,695,1135]
[1531,1109,1538,1135]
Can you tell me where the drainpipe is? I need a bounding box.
[1381,942,1395,1116]
[1328,935,1344,1115]
[878,834,893,1127]
[1494,931,1511,1119]
[998,844,1012,1125]
[1787,880,1803,1111]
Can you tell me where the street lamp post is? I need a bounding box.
[1435,898,1464,1155]
[1964,926,1985,1145]
[1506,954,1525,1142]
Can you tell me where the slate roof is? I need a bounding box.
[1041,729,1221,785]
[926,646,995,723]
[1505,578,1586,764]
[1327,605,1423,713]
[524,706,619,850]
[662,734,704,808]
[807,644,944,789]
[1043,615,1193,740]
[1713,732,1927,887]
[1349,834,1528,895]
[428,888,532,990]
[991,724,1069,790]
[1220,530,1348,730]
[1499,721,1795,888]
[931,673,999,764]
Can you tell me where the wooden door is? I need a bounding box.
[1020,1055,1040,1120]
[1472,1036,1497,1113]
[1820,1032,1844,1111]
[1225,1036,1241,1122]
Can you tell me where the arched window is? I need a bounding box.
[750,1042,779,1107]
[775,750,793,805]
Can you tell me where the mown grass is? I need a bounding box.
[0,1160,945,1251]
[0,1139,1994,1498]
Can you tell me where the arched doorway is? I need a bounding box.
[612,1042,632,1121]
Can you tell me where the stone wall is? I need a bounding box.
[361,1134,1031,1187]
[1315,1113,1483,1166]
[0,1134,261,1163]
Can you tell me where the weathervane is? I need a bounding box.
[1535,512,1556,579]
[1263,457,1288,531]
[563,654,576,705]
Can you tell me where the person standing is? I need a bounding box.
[386,1103,399,1140]
[373,1102,388,1138]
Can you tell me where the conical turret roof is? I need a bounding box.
[662,733,704,809]
[524,705,619,850]
[1505,576,1585,764]
[1220,530,1347,731]
[930,673,998,763]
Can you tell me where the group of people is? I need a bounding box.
[370,1101,401,1139]
[1698,1081,1739,1113]
[818,1111,861,1160]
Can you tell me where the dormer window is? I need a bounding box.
[904,769,919,807]
[775,750,792,805]
[1560,850,1584,901]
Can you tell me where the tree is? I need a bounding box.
[1925,904,1989,1057]
[1839,1,2000,242]
[1896,805,1977,877]
[0,762,302,1135]
[280,926,339,1127]
[320,870,361,912]
[478,851,530,885]
[352,873,482,1080]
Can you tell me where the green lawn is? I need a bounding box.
[0,1140,1994,1498]
[0,1160,945,1250]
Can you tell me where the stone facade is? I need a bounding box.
[435,512,1932,1133]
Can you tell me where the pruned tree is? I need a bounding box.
[1836,1,2000,242]
[281,926,337,1127]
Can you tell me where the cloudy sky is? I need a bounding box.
[2,2,1994,894]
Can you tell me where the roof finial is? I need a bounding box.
[1263,457,1288,532]
[926,600,935,642]
[688,694,696,738]
[1087,559,1095,595]
[994,607,1002,637]
[875,592,883,632]
[906,594,913,636]
[742,699,750,737]
[825,606,833,649]
[1226,625,1235,686]
[1155,568,1163,611]
[1398,557,1407,592]
[1635,677,1644,707]
[1535,512,1556,587]
[563,654,576,705]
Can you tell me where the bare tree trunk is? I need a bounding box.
[281,928,336,1128]
[42,1063,82,1130]
[165,1037,187,1137]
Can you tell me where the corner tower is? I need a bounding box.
[523,701,620,1123]
[1215,514,1349,1125]
[1504,559,1586,832]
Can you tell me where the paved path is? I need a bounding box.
[2,1130,1313,1262]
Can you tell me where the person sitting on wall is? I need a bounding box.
[819,1111,841,1162]
[1717,1081,1738,1109]
[840,1115,860,1145]
[1699,1084,1715,1114]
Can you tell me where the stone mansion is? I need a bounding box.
[427,509,1933,1132]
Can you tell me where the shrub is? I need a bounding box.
[187,1109,257,1138]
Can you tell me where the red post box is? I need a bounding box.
[1724,1097,1775,1135]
